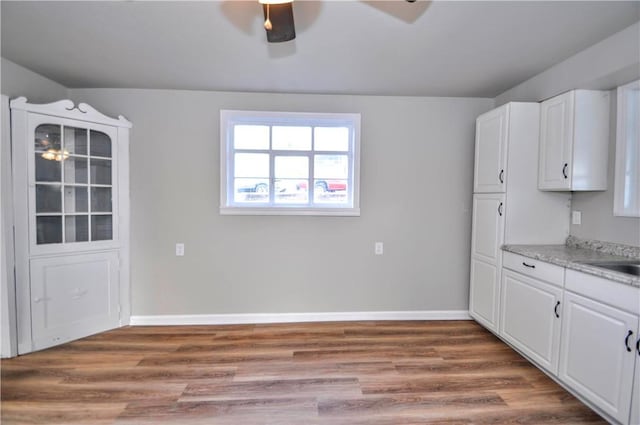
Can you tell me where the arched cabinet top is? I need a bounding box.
[10,97,132,128]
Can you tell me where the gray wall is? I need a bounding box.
[495,21,640,247]
[69,88,492,315]
[1,57,68,102]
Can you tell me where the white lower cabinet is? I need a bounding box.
[500,269,563,374]
[559,291,638,424]
[470,257,501,332]
[631,329,639,425]
[491,259,640,424]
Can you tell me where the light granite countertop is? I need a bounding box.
[502,243,640,288]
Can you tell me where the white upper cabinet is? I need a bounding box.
[474,105,508,193]
[538,90,610,191]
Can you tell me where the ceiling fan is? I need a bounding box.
[259,0,426,43]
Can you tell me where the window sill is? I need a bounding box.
[219,207,361,217]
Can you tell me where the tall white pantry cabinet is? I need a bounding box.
[469,102,570,333]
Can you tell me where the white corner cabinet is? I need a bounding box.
[469,103,570,333]
[491,252,640,425]
[10,98,131,354]
[538,90,610,191]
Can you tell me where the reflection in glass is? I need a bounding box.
[234,125,270,150]
[314,155,349,178]
[235,153,269,178]
[314,179,349,204]
[64,186,88,213]
[34,124,61,152]
[35,154,62,182]
[90,159,112,185]
[65,215,89,242]
[91,215,113,241]
[90,130,112,157]
[234,178,269,203]
[91,187,112,212]
[36,185,62,213]
[274,156,308,178]
[275,179,308,204]
[314,127,349,151]
[36,216,63,244]
[64,127,88,155]
[64,157,88,184]
[272,126,312,151]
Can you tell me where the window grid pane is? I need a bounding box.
[34,123,114,245]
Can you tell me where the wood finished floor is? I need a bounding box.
[1,321,606,424]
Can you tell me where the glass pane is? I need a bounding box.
[314,179,349,204]
[91,187,112,212]
[35,154,62,182]
[234,153,269,178]
[272,126,312,151]
[65,215,89,242]
[35,184,62,213]
[36,216,62,244]
[64,157,88,184]
[275,179,308,204]
[234,178,269,203]
[34,124,61,152]
[90,159,112,185]
[314,127,350,151]
[64,127,88,155]
[314,155,349,179]
[64,186,88,213]
[234,125,270,150]
[274,156,308,178]
[90,130,112,158]
[91,215,112,241]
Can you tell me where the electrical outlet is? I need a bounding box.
[375,242,384,255]
[176,243,185,256]
[572,211,582,225]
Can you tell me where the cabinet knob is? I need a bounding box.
[562,163,568,179]
[499,169,504,184]
[625,330,633,352]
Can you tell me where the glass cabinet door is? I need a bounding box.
[34,123,114,245]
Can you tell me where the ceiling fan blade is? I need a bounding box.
[361,0,430,24]
[263,3,296,43]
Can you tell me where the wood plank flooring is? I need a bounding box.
[1,321,606,424]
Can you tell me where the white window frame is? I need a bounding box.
[220,110,361,216]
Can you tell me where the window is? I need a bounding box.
[614,80,640,217]
[220,110,360,216]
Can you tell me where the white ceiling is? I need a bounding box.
[2,1,639,98]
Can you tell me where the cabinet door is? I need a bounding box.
[474,105,508,193]
[30,251,120,352]
[559,291,637,423]
[470,193,505,264]
[631,326,640,425]
[500,270,562,374]
[469,257,500,333]
[539,91,574,190]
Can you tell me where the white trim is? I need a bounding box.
[10,97,132,128]
[130,310,472,326]
[219,207,361,216]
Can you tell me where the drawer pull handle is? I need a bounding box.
[562,163,568,179]
[554,301,560,318]
[499,169,504,184]
[522,262,535,269]
[636,338,639,356]
[625,330,633,352]
[498,202,503,217]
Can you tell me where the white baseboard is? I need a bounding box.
[129,310,472,326]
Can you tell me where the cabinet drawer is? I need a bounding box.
[503,251,564,287]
